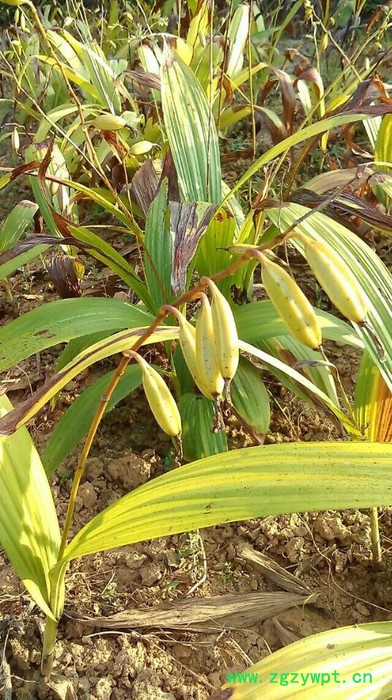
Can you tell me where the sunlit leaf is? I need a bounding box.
[220,622,392,698]
[0,395,60,618]
[58,441,392,564]
[0,298,153,372]
[161,48,221,203]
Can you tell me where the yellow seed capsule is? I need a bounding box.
[176,312,214,400]
[196,294,225,399]
[320,32,328,52]
[132,352,181,437]
[304,239,367,324]
[91,113,127,131]
[262,257,322,349]
[203,277,239,385]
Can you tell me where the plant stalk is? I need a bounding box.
[41,616,59,679]
[370,507,382,563]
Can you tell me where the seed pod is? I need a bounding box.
[262,257,322,350]
[169,308,214,400]
[196,293,225,399]
[203,277,239,389]
[11,127,20,154]
[303,239,367,324]
[131,352,181,438]
[92,113,127,131]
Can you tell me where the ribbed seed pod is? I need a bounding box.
[303,239,368,324]
[92,113,127,131]
[203,278,239,386]
[11,127,20,154]
[132,352,181,438]
[169,309,213,400]
[196,294,225,399]
[262,257,322,350]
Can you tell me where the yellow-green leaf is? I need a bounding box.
[58,441,392,565]
[221,621,392,698]
[0,395,60,618]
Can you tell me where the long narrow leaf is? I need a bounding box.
[225,107,392,203]
[42,365,143,475]
[0,395,60,618]
[0,326,179,435]
[161,48,221,203]
[0,298,153,372]
[58,441,392,564]
[221,622,392,698]
[0,200,38,253]
[239,340,359,435]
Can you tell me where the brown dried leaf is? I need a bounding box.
[239,544,312,596]
[170,201,216,295]
[47,255,84,299]
[130,159,159,216]
[68,591,314,633]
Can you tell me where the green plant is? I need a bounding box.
[0,1,391,693]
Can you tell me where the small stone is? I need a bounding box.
[284,537,305,563]
[124,551,147,570]
[313,516,349,541]
[86,457,104,480]
[107,455,150,490]
[95,676,113,699]
[355,602,371,617]
[78,481,97,509]
[166,550,179,567]
[226,543,236,560]
[140,563,163,586]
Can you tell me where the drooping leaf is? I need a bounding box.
[0,298,153,372]
[239,341,359,436]
[0,395,60,618]
[58,441,392,564]
[225,106,392,203]
[219,622,392,698]
[0,243,49,280]
[0,326,179,435]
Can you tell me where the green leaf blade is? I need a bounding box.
[0,298,153,372]
[0,395,60,618]
[60,442,392,565]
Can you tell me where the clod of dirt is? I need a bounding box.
[131,672,176,700]
[107,455,151,490]
[76,481,97,511]
[314,515,350,541]
[139,562,164,586]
